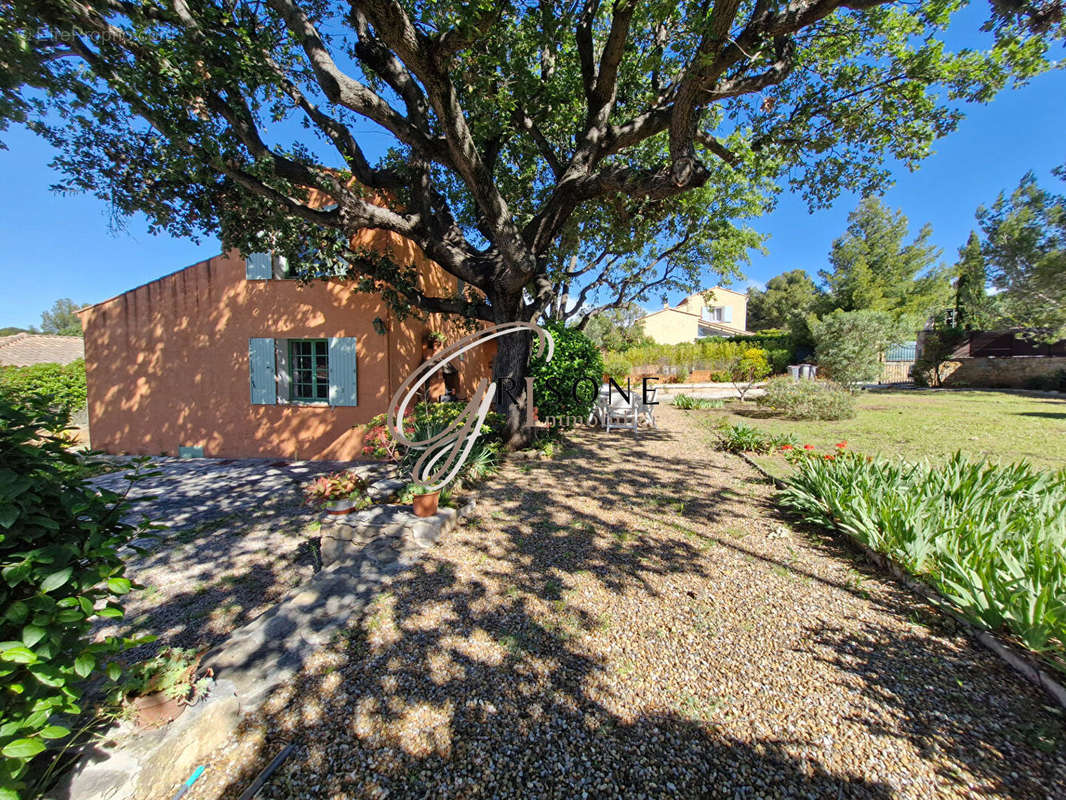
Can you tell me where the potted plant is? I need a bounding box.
[111,647,211,729]
[406,483,441,517]
[304,470,372,514]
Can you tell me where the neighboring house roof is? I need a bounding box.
[0,334,85,366]
[637,306,751,336]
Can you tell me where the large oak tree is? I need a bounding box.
[1,0,1059,438]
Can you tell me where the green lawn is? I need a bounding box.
[697,388,1066,474]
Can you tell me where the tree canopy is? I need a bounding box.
[820,197,951,321]
[746,269,823,331]
[977,166,1066,339]
[38,299,84,337]
[2,0,1060,431]
[953,231,998,330]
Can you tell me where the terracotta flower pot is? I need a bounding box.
[412,491,440,517]
[131,691,185,729]
[325,498,359,515]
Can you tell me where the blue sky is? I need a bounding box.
[0,15,1063,328]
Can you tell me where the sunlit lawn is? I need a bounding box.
[697,388,1066,475]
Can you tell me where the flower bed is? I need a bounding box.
[779,450,1066,673]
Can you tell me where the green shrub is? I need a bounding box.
[780,453,1066,672]
[0,360,86,418]
[0,398,151,796]
[712,422,795,454]
[361,402,504,460]
[673,394,723,410]
[602,352,631,383]
[765,348,790,374]
[1023,369,1066,392]
[709,370,731,383]
[756,377,856,420]
[529,321,603,427]
[810,310,909,390]
[728,347,771,400]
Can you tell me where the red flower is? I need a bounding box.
[835,441,848,449]
[823,454,836,461]
[780,444,793,451]
[803,444,815,451]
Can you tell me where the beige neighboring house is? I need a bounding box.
[0,334,84,366]
[638,288,749,345]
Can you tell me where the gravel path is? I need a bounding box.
[191,407,1065,799]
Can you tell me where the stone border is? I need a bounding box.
[736,450,1066,711]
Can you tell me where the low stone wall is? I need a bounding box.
[940,356,1066,388]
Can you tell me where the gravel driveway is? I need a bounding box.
[188,408,1064,799]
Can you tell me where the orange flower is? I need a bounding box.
[835,441,848,449]
[803,444,815,451]
[780,444,793,451]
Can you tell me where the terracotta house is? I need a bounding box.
[78,228,493,461]
[638,287,749,345]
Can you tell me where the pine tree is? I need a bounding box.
[954,232,997,330]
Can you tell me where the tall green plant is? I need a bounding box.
[528,322,603,426]
[810,310,909,390]
[781,452,1066,671]
[0,399,151,797]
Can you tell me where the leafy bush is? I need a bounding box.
[673,394,723,410]
[712,422,795,454]
[0,398,150,796]
[361,402,504,460]
[724,331,798,366]
[780,453,1066,672]
[727,347,771,400]
[1023,369,1066,392]
[0,360,86,418]
[400,414,502,485]
[765,348,790,375]
[756,377,856,420]
[709,370,731,382]
[302,470,371,507]
[912,327,965,387]
[602,351,631,383]
[810,310,909,390]
[528,321,603,427]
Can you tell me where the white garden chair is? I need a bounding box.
[638,387,658,428]
[604,391,639,432]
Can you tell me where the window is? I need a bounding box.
[703,306,724,323]
[289,339,329,402]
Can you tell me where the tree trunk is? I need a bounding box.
[492,324,534,449]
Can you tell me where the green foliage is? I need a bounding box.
[302,470,371,507]
[0,360,86,418]
[977,166,1066,340]
[811,310,909,390]
[746,271,825,332]
[713,422,796,454]
[399,412,502,486]
[0,398,151,795]
[602,352,631,384]
[912,327,966,387]
[361,403,504,461]
[821,198,952,319]
[780,453,1066,671]
[109,647,209,705]
[756,377,856,420]
[579,304,654,352]
[37,300,83,338]
[954,231,999,330]
[727,347,771,401]
[0,328,28,337]
[1022,369,1066,392]
[528,322,603,427]
[673,394,723,410]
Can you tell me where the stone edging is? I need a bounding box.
[735,450,1066,711]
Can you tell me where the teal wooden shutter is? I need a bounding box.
[328,337,358,406]
[246,253,272,279]
[249,338,277,405]
[722,306,733,324]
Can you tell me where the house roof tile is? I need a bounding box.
[0,334,85,366]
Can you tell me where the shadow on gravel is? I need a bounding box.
[154,428,1065,799]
